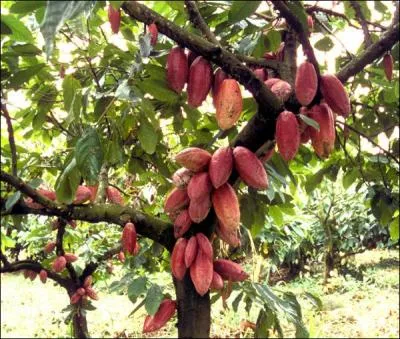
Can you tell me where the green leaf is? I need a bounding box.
[1,14,34,42]
[286,2,308,34]
[299,114,319,131]
[138,119,158,155]
[5,191,21,212]
[9,1,46,15]
[128,277,147,300]
[1,233,16,252]
[265,30,281,52]
[228,1,261,23]
[255,310,270,338]
[144,284,163,316]
[269,206,284,226]
[110,1,124,10]
[63,75,82,122]
[55,158,81,204]
[137,79,179,103]
[75,128,104,185]
[8,64,46,89]
[389,216,399,241]
[314,36,334,51]
[10,43,42,56]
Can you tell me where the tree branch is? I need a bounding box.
[1,100,18,177]
[350,1,373,47]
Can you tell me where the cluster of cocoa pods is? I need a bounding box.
[121,222,140,256]
[51,252,78,273]
[23,269,48,283]
[70,275,99,304]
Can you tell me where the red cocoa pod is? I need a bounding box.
[60,65,65,79]
[174,209,192,238]
[171,238,188,280]
[298,107,311,144]
[118,251,126,263]
[215,79,243,130]
[175,147,212,172]
[24,198,43,209]
[164,187,190,214]
[73,185,91,204]
[187,56,213,107]
[167,47,189,93]
[108,5,121,34]
[212,68,229,106]
[38,189,57,201]
[64,253,78,263]
[87,185,98,203]
[383,53,393,81]
[275,110,300,161]
[77,287,86,296]
[67,219,77,229]
[190,249,213,296]
[215,220,241,248]
[295,62,317,106]
[52,256,67,273]
[187,172,212,201]
[195,233,213,260]
[172,167,193,188]
[307,15,314,31]
[39,269,47,283]
[184,236,198,268]
[83,275,92,288]
[188,195,211,223]
[23,270,30,279]
[44,241,56,254]
[271,80,292,102]
[85,286,99,300]
[133,242,141,255]
[253,68,267,81]
[320,74,350,117]
[106,186,124,205]
[264,78,281,89]
[187,50,199,66]
[213,259,249,282]
[276,42,285,61]
[209,147,233,189]
[260,147,275,163]
[148,23,158,46]
[212,183,240,231]
[70,292,82,305]
[29,271,37,281]
[210,271,224,290]
[143,299,177,333]
[233,146,268,189]
[122,222,137,255]
[300,127,311,144]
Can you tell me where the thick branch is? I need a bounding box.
[1,101,18,177]
[350,1,373,47]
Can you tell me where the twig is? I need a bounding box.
[350,1,373,47]
[48,110,74,137]
[0,99,18,177]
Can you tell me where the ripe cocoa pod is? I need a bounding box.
[212,183,240,231]
[215,220,241,248]
[29,271,37,281]
[85,286,99,300]
[190,249,213,296]
[67,219,77,229]
[77,287,86,296]
[298,107,311,144]
[210,271,224,290]
[307,15,314,31]
[73,186,91,204]
[275,110,300,161]
[187,56,213,107]
[143,299,177,333]
[195,233,213,260]
[148,23,158,46]
[38,269,47,283]
[52,256,67,273]
[187,172,212,201]
[308,103,336,158]
[383,53,393,81]
[44,241,56,254]
[320,74,350,117]
[300,127,311,144]
[83,275,92,288]
[212,68,229,106]
[264,78,281,89]
[122,222,137,255]
[70,292,81,305]
[175,147,212,172]
[253,68,267,81]
[172,167,193,188]
[271,80,292,102]
[213,259,249,282]
[188,195,211,223]
[233,146,268,189]
[118,251,126,263]
[64,253,78,263]
[276,42,285,61]
[215,79,243,130]
[87,185,98,203]
[167,47,189,93]
[187,50,199,66]
[164,187,190,214]
[171,238,188,280]
[25,188,56,209]
[133,242,141,255]
[106,186,124,205]
[108,5,121,34]
[209,147,233,189]
[184,236,198,268]
[295,62,317,106]
[174,209,192,238]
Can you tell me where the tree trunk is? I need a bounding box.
[174,271,211,338]
[72,308,89,338]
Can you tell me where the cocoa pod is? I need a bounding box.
[215,79,243,130]
[143,299,177,333]
[29,271,37,281]
[187,172,212,201]
[320,74,350,117]
[300,127,311,144]
[213,259,249,282]
[39,269,47,284]
[73,186,91,204]
[383,53,393,82]
[175,147,212,172]
[253,68,267,81]
[44,241,56,254]
[67,220,77,229]
[276,42,285,61]
[133,242,141,255]
[106,186,124,205]
[195,233,213,260]
[87,185,98,203]
[210,271,224,290]
[275,110,300,161]
[167,47,189,93]
[190,249,213,296]
[77,287,86,296]
[184,236,198,268]
[209,147,233,189]
[118,251,126,263]
[164,187,190,214]
[264,78,281,89]
[307,15,314,31]
[308,103,336,158]
[64,253,78,263]
[215,220,241,248]
[188,195,211,223]
[24,188,56,209]
[83,275,92,288]
[212,68,229,106]
[271,80,292,102]
[148,23,158,46]
[174,209,192,238]
[260,147,275,163]
[52,256,67,273]
[233,146,268,189]
[108,5,121,34]
[298,107,311,144]
[122,222,137,255]
[187,50,199,66]
[171,238,188,280]
[172,167,193,188]
[212,183,240,231]
[295,61,317,106]
[85,286,99,300]
[187,56,213,107]
[70,292,81,305]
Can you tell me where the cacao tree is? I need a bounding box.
[1,1,399,338]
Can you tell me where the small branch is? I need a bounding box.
[1,99,18,177]
[95,164,109,204]
[350,1,373,47]
[48,110,74,137]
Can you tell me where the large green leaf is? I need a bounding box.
[55,157,81,204]
[62,75,82,123]
[228,1,261,23]
[144,284,163,316]
[1,14,34,42]
[8,64,45,89]
[138,118,158,155]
